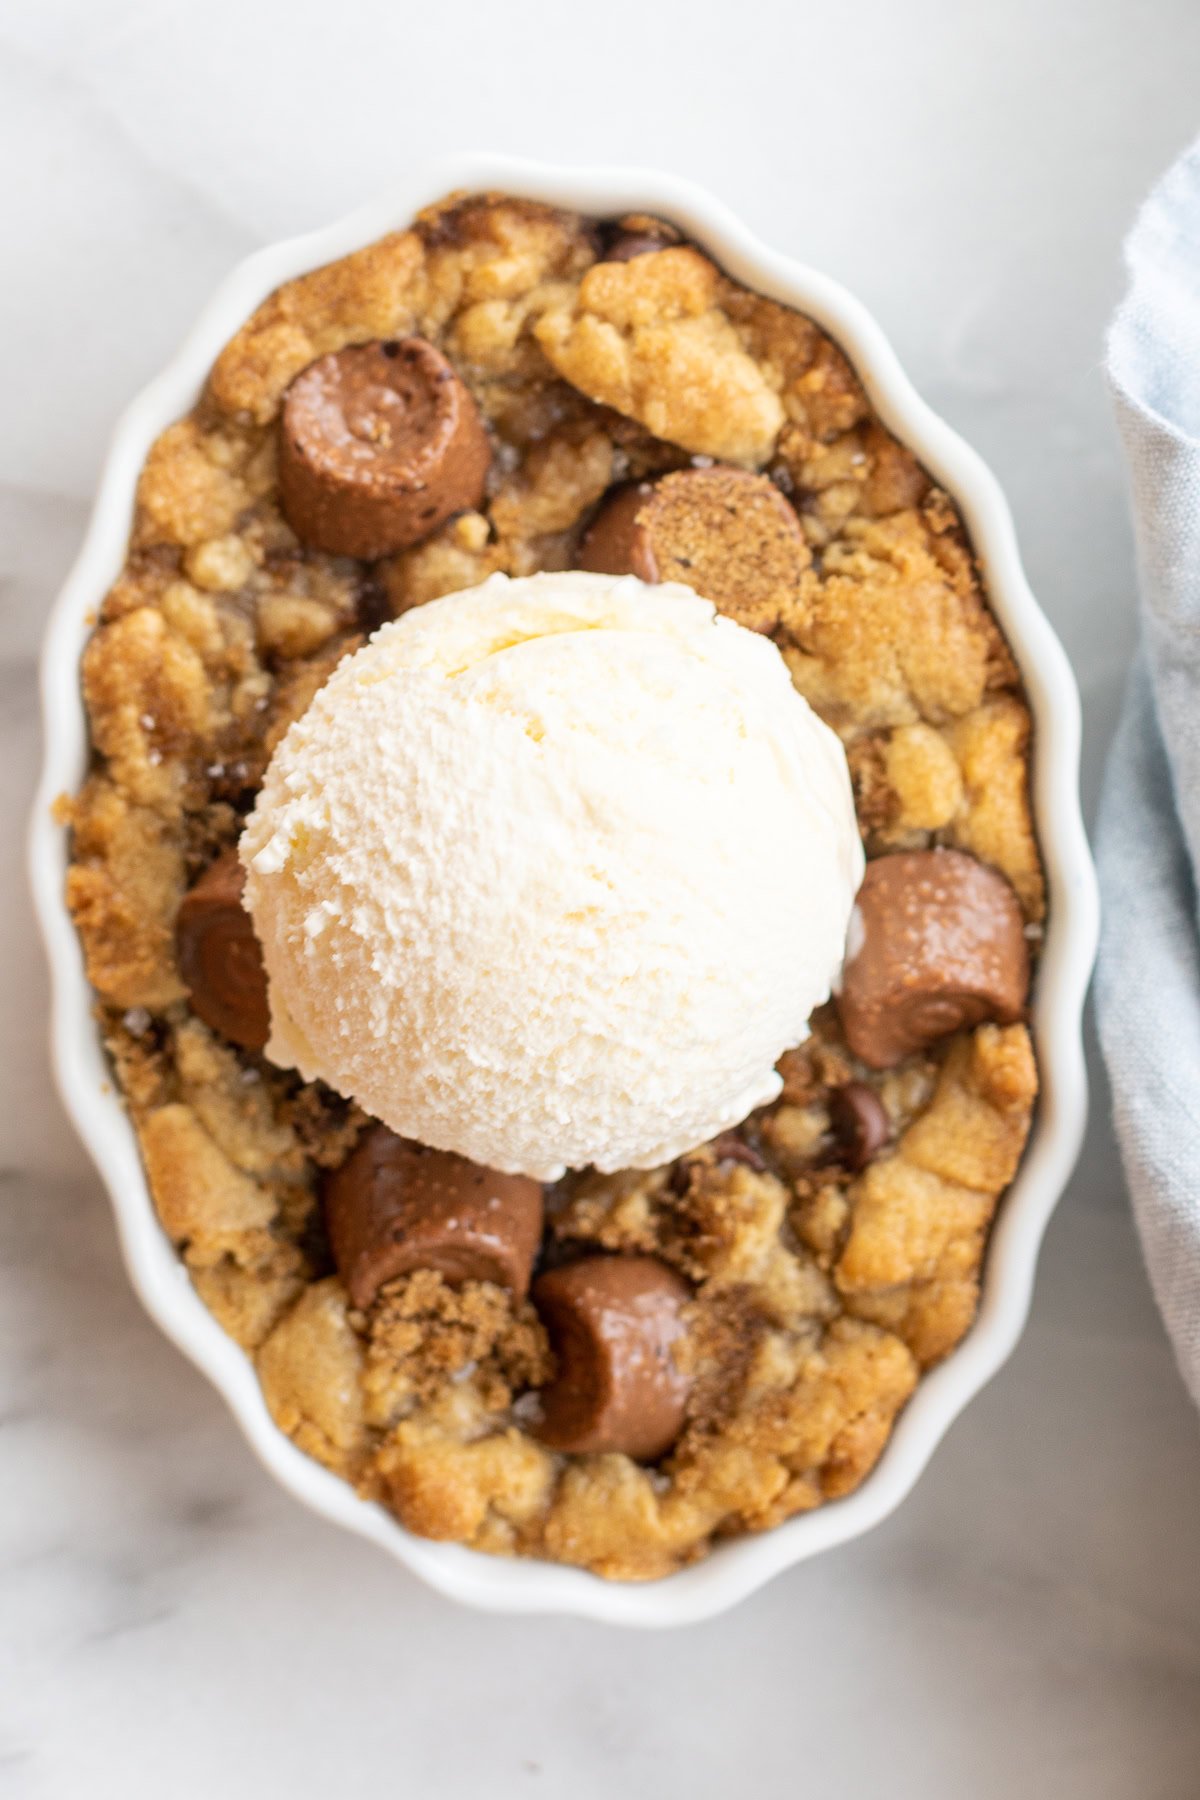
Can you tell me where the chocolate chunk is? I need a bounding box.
[531,1255,692,1461]
[836,849,1029,1069]
[175,849,270,1050]
[827,1082,891,1172]
[323,1125,544,1309]
[576,466,810,631]
[278,338,491,559]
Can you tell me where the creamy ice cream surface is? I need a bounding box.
[240,571,864,1180]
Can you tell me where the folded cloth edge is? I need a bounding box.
[1098,132,1200,1410]
[1096,658,1200,1410]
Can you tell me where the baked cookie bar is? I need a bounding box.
[66,194,1041,1580]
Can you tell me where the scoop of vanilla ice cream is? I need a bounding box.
[240,571,863,1180]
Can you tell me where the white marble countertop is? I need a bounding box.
[5,1,1200,1793]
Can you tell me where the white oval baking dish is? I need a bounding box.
[28,156,1099,1627]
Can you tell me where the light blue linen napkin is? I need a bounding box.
[1097,135,1200,1406]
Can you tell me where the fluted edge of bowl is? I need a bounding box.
[27,156,1099,1628]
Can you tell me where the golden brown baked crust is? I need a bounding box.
[65,193,1042,1579]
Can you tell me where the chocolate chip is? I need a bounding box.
[597,216,680,263]
[709,1131,767,1172]
[603,232,672,263]
[826,1083,891,1173]
[356,574,393,636]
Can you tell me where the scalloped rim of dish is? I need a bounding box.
[28,156,1098,1628]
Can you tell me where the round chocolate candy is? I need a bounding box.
[175,848,270,1050]
[836,849,1030,1069]
[827,1082,891,1173]
[323,1126,544,1310]
[575,466,809,631]
[531,1254,692,1462]
[278,337,491,559]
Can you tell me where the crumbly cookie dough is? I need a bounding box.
[66,193,1042,1580]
